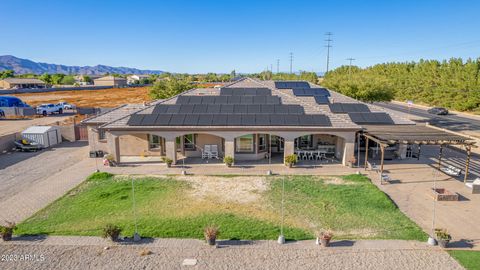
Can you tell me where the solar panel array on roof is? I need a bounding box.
[174,95,280,105]
[274,81,311,89]
[151,104,304,114]
[329,103,371,113]
[127,114,331,126]
[292,88,331,97]
[348,112,394,125]
[314,96,330,104]
[220,88,272,96]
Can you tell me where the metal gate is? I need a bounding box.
[75,125,88,141]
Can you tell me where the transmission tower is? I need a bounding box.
[325,32,333,73]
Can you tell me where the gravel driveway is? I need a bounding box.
[0,237,463,270]
[0,142,95,222]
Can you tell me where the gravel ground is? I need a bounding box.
[0,142,94,222]
[0,237,463,270]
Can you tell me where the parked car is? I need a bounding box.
[427,107,449,115]
[36,103,63,116]
[0,96,31,108]
[56,102,76,110]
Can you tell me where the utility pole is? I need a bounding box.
[289,52,294,74]
[270,64,273,73]
[325,32,333,74]
[276,59,280,73]
[346,58,355,75]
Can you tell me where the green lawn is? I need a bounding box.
[448,251,480,270]
[16,173,426,241]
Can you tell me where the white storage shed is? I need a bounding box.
[22,126,62,148]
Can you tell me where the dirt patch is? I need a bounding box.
[11,87,151,108]
[322,176,355,185]
[179,175,268,204]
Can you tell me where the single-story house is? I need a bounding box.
[93,76,127,87]
[0,78,46,89]
[84,77,429,166]
[127,74,150,85]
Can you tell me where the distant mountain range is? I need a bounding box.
[0,55,164,75]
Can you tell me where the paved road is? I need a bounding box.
[0,142,95,223]
[375,102,480,138]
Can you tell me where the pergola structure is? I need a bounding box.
[362,125,476,184]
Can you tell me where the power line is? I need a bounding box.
[346,58,355,75]
[276,59,280,74]
[289,52,294,74]
[325,32,333,73]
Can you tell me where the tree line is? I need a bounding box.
[322,58,480,112]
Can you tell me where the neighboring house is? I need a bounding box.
[93,76,127,87]
[74,75,102,86]
[83,77,419,166]
[0,78,46,89]
[127,74,150,85]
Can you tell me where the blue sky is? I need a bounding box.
[1,0,479,73]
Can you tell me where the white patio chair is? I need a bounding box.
[202,145,211,159]
[307,151,314,160]
[210,145,219,159]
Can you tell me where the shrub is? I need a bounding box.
[0,221,16,241]
[223,156,234,166]
[87,172,113,181]
[284,154,297,166]
[161,157,173,166]
[435,228,451,240]
[204,225,219,244]
[102,224,122,241]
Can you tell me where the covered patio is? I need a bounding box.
[362,124,477,184]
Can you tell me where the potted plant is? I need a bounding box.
[223,156,234,167]
[317,231,333,247]
[348,156,357,168]
[103,154,116,167]
[0,221,16,241]
[204,225,219,246]
[102,224,122,242]
[284,154,297,168]
[435,228,451,248]
[161,157,173,168]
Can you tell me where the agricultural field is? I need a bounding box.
[9,87,151,108]
[17,173,426,241]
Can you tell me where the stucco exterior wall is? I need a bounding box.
[119,134,162,156]
[87,125,108,153]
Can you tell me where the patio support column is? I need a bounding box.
[438,144,444,170]
[417,144,422,160]
[342,138,355,166]
[464,145,472,183]
[165,138,177,165]
[364,137,369,170]
[106,132,120,163]
[224,139,235,163]
[380,145,385,184]
[283,139,295,165]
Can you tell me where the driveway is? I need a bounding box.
[0,142,95,223]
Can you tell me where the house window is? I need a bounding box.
[184,134,196,151]
[258,134,267,152]
[98,129,106,141]
[236,134,254,153]
[148,134,161,149]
